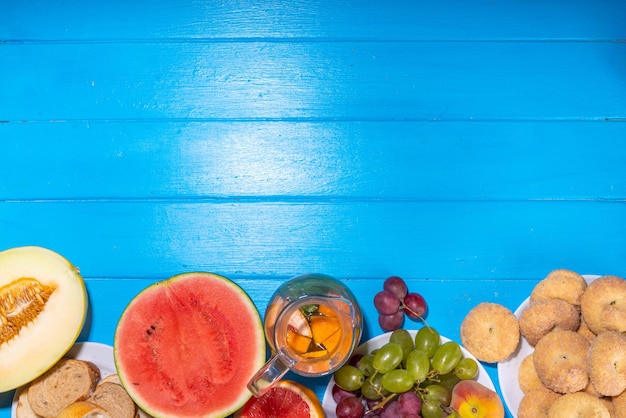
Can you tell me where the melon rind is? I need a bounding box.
[0,246,88,393]
[114,272,266,418]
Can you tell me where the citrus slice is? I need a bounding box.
[321,327,342,352]
[234,380,324,418]
[286,330,313,354]
[288,309,312,337]
[310,315,341,345]
[300,349,328,359]
[316,304,336,317]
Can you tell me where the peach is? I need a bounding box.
[450,380,505,418]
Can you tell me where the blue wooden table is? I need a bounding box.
[1,1,625,417]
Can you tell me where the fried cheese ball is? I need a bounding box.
[533,330,590,394]
[460,302,519,363]
[601,398,617,418]
[581,275,626,334]
[613,390,626,418]
[546,392,611,418]
[518,298,580,346]
[582,378,603,398]
[518,353,545,394]
[588,331,626,397]
[518,387,560,418]
[530,269,587,306]
[577,317,597,342]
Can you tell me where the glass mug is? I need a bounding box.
[248,273,362,397]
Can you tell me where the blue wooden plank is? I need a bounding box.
[1,42,625,121]
[2,0,625,41]
[0,201,624,280]
[1,121,625,200]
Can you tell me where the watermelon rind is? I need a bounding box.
[114,272,266,418]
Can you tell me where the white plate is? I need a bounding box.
[322,330,496,417]
[496,274,599,418]
[11,342,118,418]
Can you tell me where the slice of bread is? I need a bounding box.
[94,374,152,418]
[27,359,100,418]
[56,401,111,418]
[15,389,40,418]
[89,382,137,418]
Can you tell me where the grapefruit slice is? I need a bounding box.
[287,309,312,337]
[114,272,265,418]
[233,380,324,418]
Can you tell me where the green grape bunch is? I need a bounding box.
[331,328,479,418]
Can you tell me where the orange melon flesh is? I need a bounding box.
[0,246,87,393]
[114,272,265,418]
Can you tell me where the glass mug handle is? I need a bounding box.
[247,352,289,397]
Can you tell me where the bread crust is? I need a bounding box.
[27,359,100,418]
[15,388,39,418]
[89,381,137,418]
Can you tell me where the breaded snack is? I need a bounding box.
[533,330,590,393]
[519,298,580,346]
[582,378,603,398]
[581,275,626,334]
[530,269,587,306]
[601,397,617,418]
[613,390,626,418]
[588,331,626,397]
[518,387,560,418]
[460,302,519,363]
[577,317,596,342]
[518,353,545,394]
[546,392,610,418]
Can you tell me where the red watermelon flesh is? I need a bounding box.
[114,273,266,418]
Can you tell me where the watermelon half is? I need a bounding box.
[114,272,266,418]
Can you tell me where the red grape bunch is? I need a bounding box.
[374,276,428,332]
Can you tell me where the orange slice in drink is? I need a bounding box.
[310,315,341,345]
[286,330,312,354]
[316,304,336,317]
[300,349,329,359]
[321,327,341,352]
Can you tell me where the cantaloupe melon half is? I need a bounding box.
[114,272,266,418]
[0,246,87,392]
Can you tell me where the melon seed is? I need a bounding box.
[0,278,56,344]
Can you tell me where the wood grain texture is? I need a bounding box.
[1,121,625,200]
[1,1,625,417]
[2,42,625,121]
[2,0,625,41]
[0,200,623,280]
